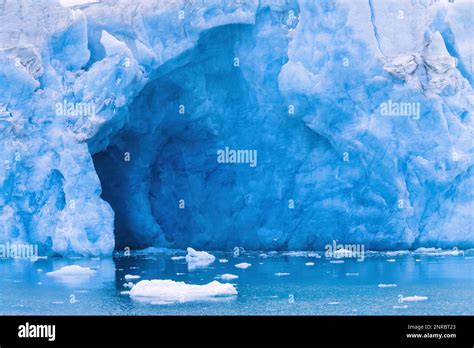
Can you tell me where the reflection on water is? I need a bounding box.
[0,250,473,315]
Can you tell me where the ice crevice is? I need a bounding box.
[0,0,472,256]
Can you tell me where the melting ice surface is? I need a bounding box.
[0,249,473,315]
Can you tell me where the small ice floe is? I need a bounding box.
[129,266,140,270]
[37,282,42,285]
[124,274,140,280]
[387,259,396,262]
[333,248,356,258]
[120,291,130,295]
[393,305,408,309]
[129,279,237,303]
[186,248,215,271]
[378,283,397,288]
[282,251,308,257]
[37,269,43,272]
[385,250,409,257]
[176,272,185,276]
[123,282,134,289]
[234,262,251,269]
[305,262,315,266]
[328,302,340,305]
[415,259,421,262]
[329,260,344,264]
[275,272,290,276]
[345,273,359,277]
[259,253,268,258]
[414,247,463,256]
[46,265,97,278]
[218,274,239,281]
[171,256,186,261]
[219,259,229,263]
[400,295,428,302]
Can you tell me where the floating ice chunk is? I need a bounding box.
[378,284,397,288]
[219,259,229,263]
[185,247,215,262]
[124,274,140,280]
[185,248,215,270]
[259,253,268,258]
[393,305,408,309]
[345,273,359,277]
[234,262,251,269]
[330,260,344,264]
[171,256,186,261]
[282,251,309,257]
[414,248,463,256]
[120,291,130,295]
[123,282,134,289]
[129,280,237,303]
[333,249,356,258]
[401,295,428,302]
[219,274,239,281]
[387,259,396,262]
[305,262,315,266]
[384,250,409,257]
[275,272,290,276]
[328,302,340,305]
[46,265,97,277]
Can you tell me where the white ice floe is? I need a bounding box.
[387,259,396,262]
[123,282,134,289]
[171,256,186,261]
[129,279,237,303]
[234,262,251,269]
[305,262,315,266]
[378,283,397,288]
[400,295,428,302]
[275,272,290,276]
[329,260,344,264]
[124,274,140,280]
[328,302,340,305]
[219,259,229,263]
[120,291,130,295]
[385,250,410,257]
[185,248,215,270]
[414,247,463,256]
[393,305,408,309]
[46,265,97,277]
[345,273,359,276]
[219,274,239,281]
[333,248,356,258]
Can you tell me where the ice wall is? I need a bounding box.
[0,0,472,256]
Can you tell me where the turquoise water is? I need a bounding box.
[0,250,473,315]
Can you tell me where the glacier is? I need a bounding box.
[0,0,472,256]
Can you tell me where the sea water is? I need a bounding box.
[0,250,472,315]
